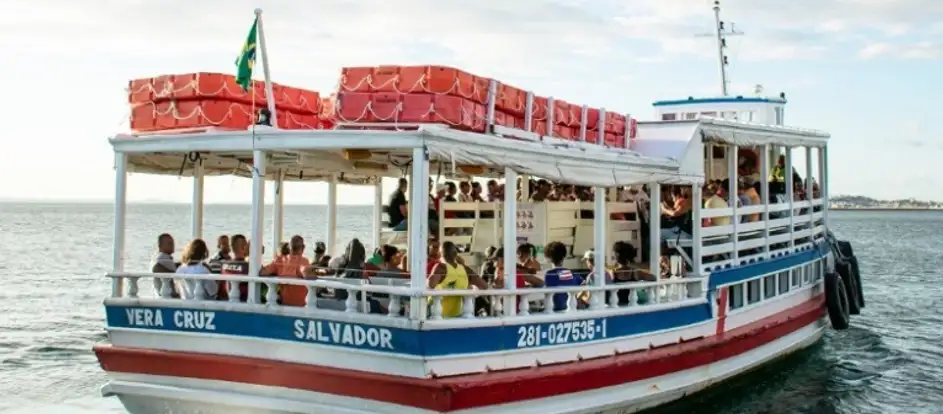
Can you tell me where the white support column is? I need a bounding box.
[326,175,338,256]
[728,146,738,264]
[691,184,703,275]
[112,152,128,297]
[191,159,204,240]
[760,144,771,255]
[624,113,632,149]
[821,146,829,228]
[785,147,795,250]
[271,169,284,255]
[598,108,607,145]
[248,150,266,304]
[805,147,813,207]
[649,183,661,281]
[520,92,534,203]
[805,147,814,240]
[578,104,588,142]
[409,147,430,319]
[503,167,519,316]
[373,179,383,249]
[591,186,607,309]
[706,143,714,180]
[545,96,555,136]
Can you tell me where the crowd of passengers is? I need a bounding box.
[147,154,821,317]
[149,231,665,316]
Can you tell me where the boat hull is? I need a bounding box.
[98,313,827,414]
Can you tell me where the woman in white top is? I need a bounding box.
[175,238,219,300]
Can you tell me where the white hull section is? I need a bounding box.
[102,318,826,414]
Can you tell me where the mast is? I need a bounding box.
[696,1,743,96]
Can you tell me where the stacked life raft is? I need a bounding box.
[127,65,638,148]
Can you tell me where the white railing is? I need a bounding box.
[106,272,706,322]
[669,197,826,274]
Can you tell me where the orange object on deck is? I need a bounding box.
[497,84,526,117]
[339,66,489,104]
[333,92,486,132]
[127,73,322,115]
[130,100,325,133]
[553,100,580,128]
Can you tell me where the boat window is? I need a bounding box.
[778,271,790,294]
[791,268,801,287]
[802,264,811,284]
[739,111,753,121]
[701,111,717,117]
[774,107,784,125]
[684,112,697,120]
[763,274,776,299]
[661,113,677,121]
[723,111,738,120]
[814,260,822,281]
[729,284,744,309]
[747,279,761,304]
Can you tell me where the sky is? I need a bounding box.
[0,0,940,205]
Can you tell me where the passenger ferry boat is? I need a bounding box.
[95,4,865,414]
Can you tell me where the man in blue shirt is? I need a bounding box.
[543,241,583,311]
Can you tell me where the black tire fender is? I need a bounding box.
[836,261,861,315]
[825,272,850,330]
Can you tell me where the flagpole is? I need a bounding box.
[254,8,278,128]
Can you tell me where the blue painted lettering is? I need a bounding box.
[293,319,393,350]
[516,318,607,348]
[125,308,164,327]
[172,310,216,331]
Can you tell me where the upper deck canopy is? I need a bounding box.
[109,118,829,186]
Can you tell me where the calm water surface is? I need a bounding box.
[0,203,940,413]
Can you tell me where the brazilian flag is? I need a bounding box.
[234,16,258,92]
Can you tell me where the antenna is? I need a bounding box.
[694,1,744,96]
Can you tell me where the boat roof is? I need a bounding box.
[110,119,829,186]
[653,96,787,107]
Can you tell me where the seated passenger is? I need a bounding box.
[660,187,693,239]
[312,241,327,265]
[427,241,487,318]
[479,245,497,282]
[207,235,231,273]
[150,233,179,298]
[220,234,250,301]
[703,183,731,226]
[543,241,583,311]
[174,238,218,300]
[261,235,310,278]
[368,245,406,278]
[517,243,541,273]
[491,247,544,289]
[426,240,441,276]
[610,241,655,305]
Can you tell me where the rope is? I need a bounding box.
[127,73,321,114]
[131,100,328,132]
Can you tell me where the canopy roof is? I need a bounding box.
[111,119,828,186]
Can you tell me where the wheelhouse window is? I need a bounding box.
[661,113,677,121]
[684,112,697,120]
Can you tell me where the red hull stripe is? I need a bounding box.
[95,296,825,412]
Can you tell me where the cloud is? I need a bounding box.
[858,41,942,60]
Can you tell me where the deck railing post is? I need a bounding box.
[409,147,430,320]
[248,150,267,304]
[760,144,771,255]
[326,174,338,256]
[191,159,204,240]
[503,167,519,316]
[591,185,607,309]
[112,152,128,297]
[649,182,661,282]
[728,145,738,264]
[785,147,795,250]
[272,169,284,255]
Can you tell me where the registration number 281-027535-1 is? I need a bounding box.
[516,319,608,348]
